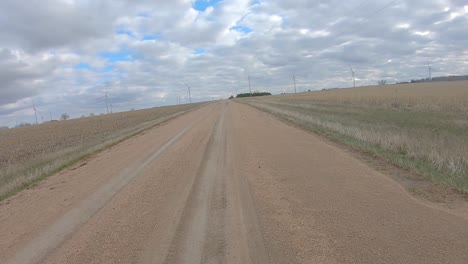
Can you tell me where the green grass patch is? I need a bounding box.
[244,100,468,194]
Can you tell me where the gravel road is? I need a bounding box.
[1,101,467,264]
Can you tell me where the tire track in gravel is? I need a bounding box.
[4,105,211,264]
[162,102,269,264]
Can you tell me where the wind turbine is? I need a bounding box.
[427,60,432,81]
[32,99,38,125]
[349,65,356,88]
[183,83,192,103]
[293,74,297,93]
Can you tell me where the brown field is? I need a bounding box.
[0,103,206,200]
[279,81,468,111]
[243,80,468,193]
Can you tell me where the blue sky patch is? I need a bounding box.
[194,48,206,55]
[116,28,134,38]
[142,33,161,41]
[97,65,115,73]
[74,62,91,70]
[99,51,133,62]
[136,11,151,18]
[251,0,261,5]
[193,0,222,11]
[230,25,253,33]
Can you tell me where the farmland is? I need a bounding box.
[0,103,205,200]
[2,101,468,263]
[243,81,468,193]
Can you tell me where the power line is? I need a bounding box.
[105,86,109,114]
[355,0,371,10]
[93,83,110,113]
[327,0,371,29]
[329,0,400,41]
[319,0,400,87]
[359,0,399,23]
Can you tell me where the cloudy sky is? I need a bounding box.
[0,0,467,126]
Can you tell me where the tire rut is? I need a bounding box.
[4,108,206,264]
[162,102,269,264]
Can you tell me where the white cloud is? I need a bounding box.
[0,0,467,126]
[396,23,410,29]
[414,31,431,36]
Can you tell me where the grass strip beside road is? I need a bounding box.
[242,99,468,194]
[0,103,207,201]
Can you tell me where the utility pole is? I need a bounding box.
[184,83,192,103]
[293,74,297,93]
[188,87,191,103]
[427,60,432,81]
[248,75,252,96]
[50,112,52,121]
[349,65,356,88]
[105,87,109,114]
[231,80,238,96]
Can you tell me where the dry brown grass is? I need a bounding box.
[243,81,468,193]
[0,103,206,200]
[276,81,468,112]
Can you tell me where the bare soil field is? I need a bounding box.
[1,101,468,264]
[243,81,468,193]
[0,103,205,200]
[279,81,468,111]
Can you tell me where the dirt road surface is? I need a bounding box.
[1,101,468,264]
